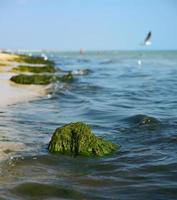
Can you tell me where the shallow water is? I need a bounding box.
[1,51,177,199]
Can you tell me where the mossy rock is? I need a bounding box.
[127,114,161,131]
[12,65,57,73]
[48,122,118,157]
[15,55,55,66]
[129,114,160,126]
[10,74,52,85]
[10,73,73,85]
[59,73,73,82]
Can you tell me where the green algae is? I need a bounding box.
[12,65,57,73]
[10,74,53,85]
[48,122,118,157]
[0,63,7,66]
[14,55,55,66]
[10,73,73,85]
[59,73,73,82]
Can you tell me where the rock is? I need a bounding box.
[140,116,159,125]
[12,65,57,73]
[129,114,160,125]
[59,73,73,82]
[10,74,53,85]
[14,55,55,66]
[10,73,73,85]
[48,122,118,157]
[127,114,161,130]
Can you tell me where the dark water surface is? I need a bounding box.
[1,51,177,199]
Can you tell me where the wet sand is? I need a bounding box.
[0,142,25,162]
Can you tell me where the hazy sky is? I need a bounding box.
[0,0,177,50]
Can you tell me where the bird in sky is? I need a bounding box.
[143,31,152,46]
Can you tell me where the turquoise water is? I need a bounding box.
[1,51,177,199]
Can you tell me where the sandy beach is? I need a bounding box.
[0,53,47,107]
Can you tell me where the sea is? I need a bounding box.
[0,51,177,200]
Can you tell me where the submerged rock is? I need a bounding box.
[12,65,57,73]
[127,114,161,130]
[130,114,160,125]
[48,122,118,157]
[10,73,73,85]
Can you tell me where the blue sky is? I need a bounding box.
[0,0,177,50]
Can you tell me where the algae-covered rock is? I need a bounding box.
[10,74,53,85]
[129,114,160,126]
[15,55,55,66]
[12,65,57,73]
[127,114,161,131]
[59,73,73,82]
[48,122,118,157]
[10,73,73,85]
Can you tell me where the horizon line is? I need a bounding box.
[1,48,177,53]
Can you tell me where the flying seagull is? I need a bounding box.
[143,31,152,46]
[138,31,152,65]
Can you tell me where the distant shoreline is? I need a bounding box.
[1,49,177,54]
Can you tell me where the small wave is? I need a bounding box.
[76,58,90,63]
[72,68,92,76]
[0,142,26,162]
[99,59,117,65]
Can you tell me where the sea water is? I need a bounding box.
[0,51,177,200]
